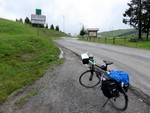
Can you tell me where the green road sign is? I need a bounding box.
[36,9,41,15]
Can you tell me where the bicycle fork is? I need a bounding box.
[89,70,94,81]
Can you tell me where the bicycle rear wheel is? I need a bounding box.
[110,92,128,111]
[79,70,100,88]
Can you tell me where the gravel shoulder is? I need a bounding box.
[0,47,150,113]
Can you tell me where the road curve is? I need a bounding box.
[55,37,150,98]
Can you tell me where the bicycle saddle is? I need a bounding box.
[103,60,113,65]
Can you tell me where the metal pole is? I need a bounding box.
[37,24,39,36]
[63,15,65,33]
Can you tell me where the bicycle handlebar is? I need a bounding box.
[89,59,96,65]
[81,52,113,71]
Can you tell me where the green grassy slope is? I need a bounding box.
[40,28,67,39]
[99,29,137,37]
[0,18,65,103]
[0,18,35,35]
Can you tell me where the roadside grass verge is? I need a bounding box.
[0,18,65,103]
[79,37,150,50]
[0,34,60,103]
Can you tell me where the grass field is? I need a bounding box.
[0,18,66,103]
[80,29,150,50]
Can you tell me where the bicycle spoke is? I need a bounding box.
[79,70,100,88]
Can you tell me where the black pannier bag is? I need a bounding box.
[123,84,129,92]
[101,72,119,98]
[101,71,129,98]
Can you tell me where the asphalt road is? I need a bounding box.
[55,37,150,103]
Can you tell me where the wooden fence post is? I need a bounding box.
[124,37,126,45]
[113,37,115,44]
[105,37,107,43]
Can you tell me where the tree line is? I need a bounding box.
[16,17,60,32]
[123,0,150,40]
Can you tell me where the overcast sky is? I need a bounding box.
[0,0,131,35]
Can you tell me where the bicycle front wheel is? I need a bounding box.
[79,70,100,88]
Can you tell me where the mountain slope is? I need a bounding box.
[99,29,137,37]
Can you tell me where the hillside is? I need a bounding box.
[0,18,66,103]
[99,29,138,37]
[0,18,36,35]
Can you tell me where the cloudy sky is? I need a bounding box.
[0,0,131,35]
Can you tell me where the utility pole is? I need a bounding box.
[63,15,65,33]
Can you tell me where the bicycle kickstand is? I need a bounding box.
[102,98,110,107]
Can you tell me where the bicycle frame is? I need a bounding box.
[88,59,107,74]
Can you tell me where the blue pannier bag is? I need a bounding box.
[109,70,129,85]
[101,70,130,98]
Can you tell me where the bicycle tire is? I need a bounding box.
[79,70,100,88]
[110,92,128,111]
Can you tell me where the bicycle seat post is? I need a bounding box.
[105,64,108,71]
[103,60,113,71]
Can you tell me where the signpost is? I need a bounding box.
[31,9,46,36]
[36,9,41,15]
[31,14,46,24]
